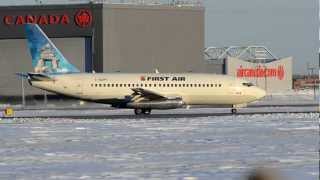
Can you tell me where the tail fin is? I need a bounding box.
[25,24,80,74]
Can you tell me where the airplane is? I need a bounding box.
[18,24,266,115]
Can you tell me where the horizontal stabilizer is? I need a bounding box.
[27,73,54,81]
[16,72,54,81]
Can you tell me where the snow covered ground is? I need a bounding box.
[0,113,318,180]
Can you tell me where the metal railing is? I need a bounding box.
[204,46,279,63]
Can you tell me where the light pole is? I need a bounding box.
[307,63,316,100]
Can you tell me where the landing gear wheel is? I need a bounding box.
[134,109,152,115]
[144,109,152,115]
[231,108,237,114]
[134,108,143,115]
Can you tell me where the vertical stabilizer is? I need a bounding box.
[25,24,80,74]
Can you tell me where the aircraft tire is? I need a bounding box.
[134,108,143,115]
[134,108,152,115]
[144,109,152,115]
[231,108,237,114]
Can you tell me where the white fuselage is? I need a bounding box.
[30,73,266,107]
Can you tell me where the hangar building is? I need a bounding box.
[0,2,205,104]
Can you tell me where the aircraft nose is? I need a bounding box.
[255,87,266,100]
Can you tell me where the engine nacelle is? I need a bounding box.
[126,99,184,110]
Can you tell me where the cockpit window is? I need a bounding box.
[242,82,254,87]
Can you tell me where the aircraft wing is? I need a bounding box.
[131,88,167,101]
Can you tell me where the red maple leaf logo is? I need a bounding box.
[75,9,92,28]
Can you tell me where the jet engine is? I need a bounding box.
[126,98,184,110]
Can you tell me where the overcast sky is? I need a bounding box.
[1,0,318,74]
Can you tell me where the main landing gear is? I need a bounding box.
[134,108,152,115]
[231,108,237,114]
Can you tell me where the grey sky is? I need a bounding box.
[1,0,319,74]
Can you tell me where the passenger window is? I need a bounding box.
[119,84,122,87]
[219,84,222,87]
[207,84,209,87]
[124,84,126,87]
[167,84,170,87]
[154,84,157,87]
[190,84,193,87]
[171,84,174,87]
[194,84,197,87]
[149,84,152,87]
[178,84,181,87]
[99,84,102,87]
[175,84,177,87]
[103,84,106,87]
[115,84,118,87]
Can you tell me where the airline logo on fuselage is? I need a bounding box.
[140,76,186,81]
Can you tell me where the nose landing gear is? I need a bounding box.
[134,108,152,115]
[231,108,237,114]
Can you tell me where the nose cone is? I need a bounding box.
[255,87,266,100]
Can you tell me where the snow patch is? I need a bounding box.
[278,126,318,131]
